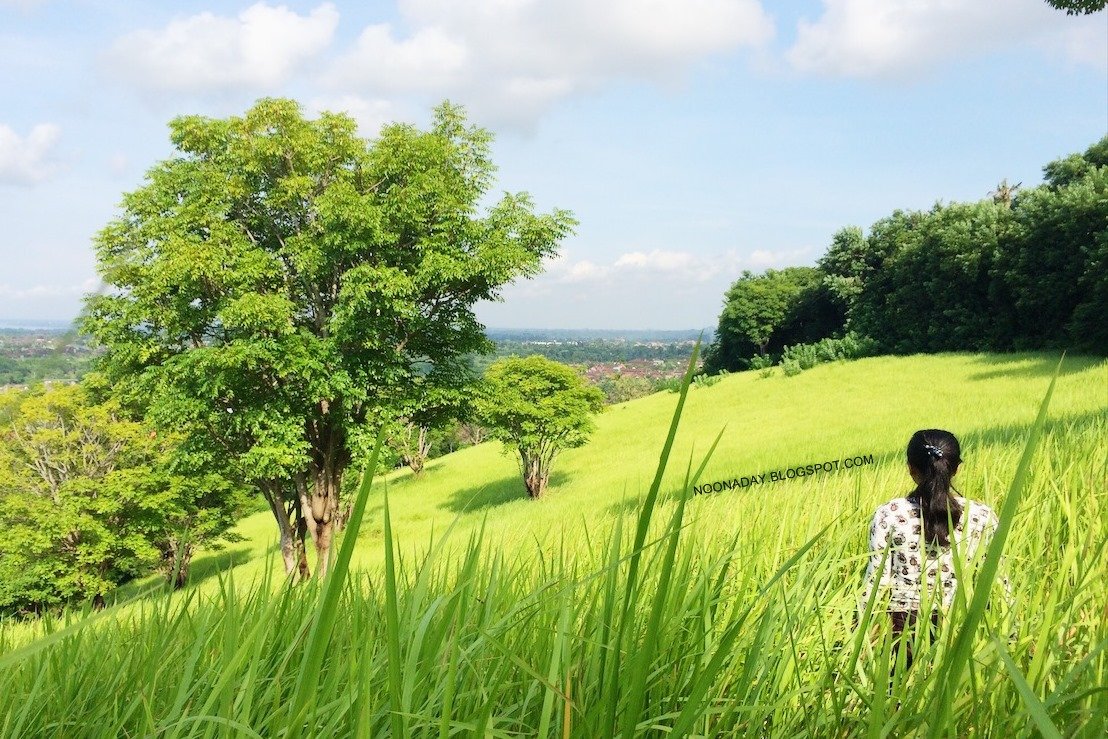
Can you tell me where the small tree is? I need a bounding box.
[455,420,487,446]
[392,420,432,474]
[0,383,245,613]
[475,356,605,499]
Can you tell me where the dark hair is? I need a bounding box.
[906,429,963,547]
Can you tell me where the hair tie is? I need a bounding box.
[923,443,944,459]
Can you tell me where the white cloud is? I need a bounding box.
[330,0,775,126]
[491,244,816,328]
[0,277,98,299]
[537,245,812,286]
[787,0,1107,78]
[306,95,403,138]
[106,2,339,93]
[0,122,61,185]
[614,250,697,272]
[334,24,469,93]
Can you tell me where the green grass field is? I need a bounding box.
[1,351,1105,737]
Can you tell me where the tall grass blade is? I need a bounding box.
[992,634,1063,739]
[603,332,702,735]
[287,423,388,738]
[928,353,1064,737]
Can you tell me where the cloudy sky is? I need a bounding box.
[0,0,1104,330]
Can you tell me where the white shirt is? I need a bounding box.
[860,494,1003,612]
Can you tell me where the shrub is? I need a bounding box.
[747,355,774,371]
[777,332,877,378]
[692,373,721,389]
[657,377,684,394]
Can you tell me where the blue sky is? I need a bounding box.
[0,0,1104,329]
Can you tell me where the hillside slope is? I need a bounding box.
[179,351,1107,589]
[4,350,1104,736]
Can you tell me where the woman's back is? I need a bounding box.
[862,494,1000,613]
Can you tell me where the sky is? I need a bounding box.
[0,0,1104,330]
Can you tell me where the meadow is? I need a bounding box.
[1,350,1105,737]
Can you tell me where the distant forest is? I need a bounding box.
[704,136,1108,373]
[466,334,707,374]
[485,328,712,342]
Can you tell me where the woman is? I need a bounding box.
[859,429,1004,670]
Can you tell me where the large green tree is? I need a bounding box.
[475,356,605,499]
[852,200,1012,353]
[703,266,840,373]
[84,98,575,576]
[846,138,1107,355]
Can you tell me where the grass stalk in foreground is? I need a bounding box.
[0,352,1104,736]
[928,354,1064,738]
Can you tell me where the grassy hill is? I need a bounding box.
[2,351,1105,736]
[185,351,1105,586]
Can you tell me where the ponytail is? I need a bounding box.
[906,430,963,547]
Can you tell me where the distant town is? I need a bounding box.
[0,323,712,395]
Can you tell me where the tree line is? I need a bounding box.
[705,137,1108,373]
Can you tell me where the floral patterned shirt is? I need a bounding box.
[860,495,1004,613]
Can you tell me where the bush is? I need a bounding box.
[784,343,819,370]
[747,355,774,371]
[692,372,722,389]
[657,377,684,394]
[776,332,878,378]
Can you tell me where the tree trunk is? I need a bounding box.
[298,464,343,578]
[175,543,194,589]
[163,538,195,589]
[520,449,550,499]
[294,504,310,580]
[262,481,310,581]
[400,422,432,475]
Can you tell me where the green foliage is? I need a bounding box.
[1043,0,1106,14]
[854,200,1014,352]
[747,354,774,371]
[691,371,723,388]
[474,355,605,498]
[83,97,575,573]
[814,137,1107,357]
[704,266,844,373]
[749,352,775,376]
[0,383,246,614]
[782,332,878,371]
[997,140,1108,354]
[655,377,682,393]
[596,374,657,404]
[0,355,91,387]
